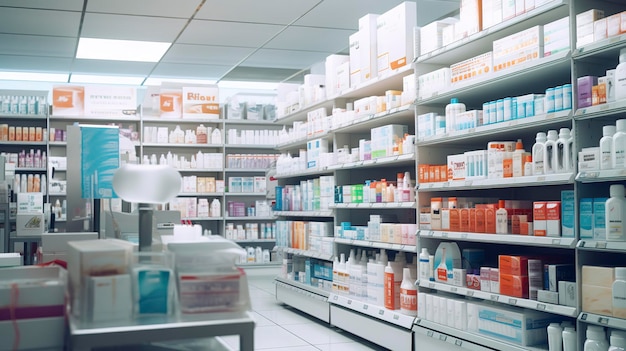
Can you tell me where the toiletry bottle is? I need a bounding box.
[210,198,221,217]
[613,267,626,318]
[606,184,626,241]
[544,130,559,174]
[548,322,563,351]
[615,48,626,101]
[533,132,547,175]
[211,128,222,144]
[563,326,577,351]
[445,98,466,133]
[419,248,430,281]
[524,155,533,176]
[496,200,508,234]
[384,261,396,310]
[556,128,573,173]
[436,246,448,283]
[614,119,626,168]
[609,330,626,351]
[584,325,610,351]
[601,125,617,169]
[400,268,417,316]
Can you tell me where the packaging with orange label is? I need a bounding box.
[449,209,460,232]
[182,86,220,119]
[460,208,471,232]
[475,206,486,233]
[499,273,530,298]
[484,205,496,234]
[499,255,529,276]
[546,201,561,237]
[533,202,547,236]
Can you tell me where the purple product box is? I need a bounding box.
[577,76,598,108]
[228,201,246,217]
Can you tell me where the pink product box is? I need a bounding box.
[228,201,246,217]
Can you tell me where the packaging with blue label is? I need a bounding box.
[593,198,608,240]
[135,269,173,314]
[579,198,594,238]
[561,190,575,237]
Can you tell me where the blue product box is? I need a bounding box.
[593,198,608,240]
[580,198,594,239]
[561,190,575,238]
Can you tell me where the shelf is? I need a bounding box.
[183,217,223,221]
[273,210,334,217]
[334,238,417,253]
[225,192,266,196]
[178,192,223,196]
[414,319,548,351]
[224,216,276,221]
[0,113,47,120]
[417,110,573,146]
[328,293,416,329]
[329,202,415,209]
[419,230,577,249]
[236,261,282,267]
[142,142,223,148]
[274,246,334,261]
[142,116,224,123]
[574,99,626,121]
[223,119,276,125]
[331,104,415,134]
[413,324,495,351]
[418,51,571,106]
[233,239,276,243]
[337,64,414,99]
[576,169,626,183]
[51,114,140,122]
[274,167,334,179]
[577,239,626,252]
[275,276,330,297]
[176,168,223,173]
[573,33,626,60]
[418,172,575,192]
[579,312,626,331]
[49,192,66,196]
[48,141,67,146]
[0,141,46,146]
[416,0,568,66]
[419,280,578,318]
[327,153,415,171]
[274,99,337,125]
[224,144,275,149]
[276,130,332,151]
[15,167,47,172]
[224,168,269,173]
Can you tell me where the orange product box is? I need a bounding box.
[511,214,528,235]
[466,274,481,290]
[499,273,529,298]
[599,82,607,104]
[533,202,547,236]
[433,165,441,183]
[429,166,437,183]
[449,208,460,232]
[460,208,471,232]
[546,201,561,237]
[440,165,447,182]
[469,208,477,233]
[520,221,533,235]
[484,206,496,234]
[592,85,600,106]
[475,206,486,233]
[419,164,430,183]
[503,157,513,178]
[622,12,626,33]
[499,255,529,276]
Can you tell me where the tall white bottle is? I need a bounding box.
[533,132,548,175]
[563,327,577,351]
[584,325,610,351]
[556,128,573,173]
[614,119,626,168]
[606,184,626,241]
[400,268,417,316]
[445,98,466,133]
[609,330,626,351]
[548,323,563,351]
[613,267,626,318]
[615,48,626,101]
[544,130,559,174]
[419,248,430,281]
[601,125,617,169]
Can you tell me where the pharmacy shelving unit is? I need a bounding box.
[571,0,626,348]
[413,1,583,350]
[272,65,418,349]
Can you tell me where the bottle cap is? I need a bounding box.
[536,132,547,142]
[451,98,459,104]
[586,325,606,341]
[498,200,505,209]
[559,128,570,136]
[524,155,532,163]
[611,330,626,348]
[515,139,523,150]
[421,248,429,255]
[617,119,626,132]
[547,130,558,140]
[610,184,625,198]
[616,267,626,280]
[604,125,617,137]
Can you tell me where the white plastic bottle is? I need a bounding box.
[400,267,417,316]
[533,132,548,175]
[548,323,563,351]
[563,326,577,351]
[544,130,559,174]
[613,267,626,318]
[419,248,430,281]
[606,184,626,241]
[584,325,610,351]
[210,198,221,217]
[496,200,508,234]
[445,98,466,133]
[556,128,573,173]
[614,119,626,168]
[610,330,626,351]
[615,48,626,101]
[601,125,617,170]
[384,262,396,310]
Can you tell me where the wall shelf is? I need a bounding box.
[418,172,575,192]
[419,230,577,249]
[274,246,334,261]
[334,237,417,253]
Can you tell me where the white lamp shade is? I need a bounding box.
[113,164,181,204]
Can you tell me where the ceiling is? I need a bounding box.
[0,0,459,85]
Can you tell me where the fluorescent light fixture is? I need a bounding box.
[143,77,217,86]
[70,74,145,85]
[0,71,68,82]
[217,80,277,90]
[76,37,171,62]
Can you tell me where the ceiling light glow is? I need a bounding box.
[76,37,171,62]
[217,81,277,90]
[143,77,217,86]
[0,71,69,82]
[70,74,145,85]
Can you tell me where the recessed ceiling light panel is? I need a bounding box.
[76,37,171,62]
[0,71,69,82]
[70,74,145,85]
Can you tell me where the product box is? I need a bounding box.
[325,54,350,98]
[376,1,417,75]
[447,154,466,181]
[543,17,570,57]
[593,198,608,240]
[358,14,379,83]
[492,26,544,72]
[537,289,559,304]
[561,190,575,237]
[579,198,594,238]
[349,32,362,88]
[546,201,561,237]
[577,76,598,108]
[450,52,493,85]
[528,259,544,301]
[417,67,451,100]
[307,138,329,169]
[582,265,614,316]
[417,112,437,138]
[370,124,408,158]
[558,281,577,307]
[482,0,503,30]
[499,255,529,276]
[499,273,529,298]
[458,0,482,37]
[477,303,557,346]
[607,13,622,38]
[490,267,500,293]
[533,202,547,236]
[15,212,45,236]
[228,177,242,193]
[576,9,605,48]
[594,18,608,42]
[547,264,575,292]
[434,242,462,284]
[182,85,219,119]
[86,274,132,322]
[480,267,492,292]
[420,19,454,55]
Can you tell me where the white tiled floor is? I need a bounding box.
[219,273,389,351]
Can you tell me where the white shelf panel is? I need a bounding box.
[574,99,626,121]
[224,119,276,125]
[419,280,578,318]
[274,246,334,261]
[48,141,67,146]
[577,239,626,252]
[178,192,223,196]
[233,239,276,243]
[275,276,330,298]
[273,210,333,217]
[329,202,415,209]
[142,117,224,123]
[274,99,336,125]
[419,230,576,249]
[236,261,281,267]
[176,168,223,173]
[331,105,415,134]
[0,141,46,146]
[326,153,415,171]
[415,320,548,351]
[579,312,626,331]
[417,110,572,146]
[225,192,266,196]
[328,293,416,329]
[224,216,276,221]
[49,192,66,196]
[274,167,334,179]
[334,238,417,253]
[418,172,574,192]
[224,144,275,149]
[275,136,308,151]
[142,142,222,148]
[224,168,269,173]
[183,217,223,221]
[337,64,413,99]
[0,113,47,120]
[413,324,494,351]
[51,114,139,122]
[576,169,626,183]
[573,33,626,59]
[416,0,568,66]
[15,167,47,172]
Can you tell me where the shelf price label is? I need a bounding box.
[439,334,447,341]
[333,295,339,301]
[363,304,368,310]
[427,330,434,337]
[508,298,517,305]
[378,309,385,316]
[428,283,435,289]
[455,340,463,347]
[466,290,474,297]
[393,314,400,320]
[580,313,588,321]
[597,242,607,249]
[347,299,353,305]
[450,287,458,293]
[490,295,499,302]
[598,317,610,325]
[537,303,547,311]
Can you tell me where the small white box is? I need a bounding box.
[447,154,466,181]
[254,176,266,193]
[17,192,44,213]
[537,289,559,304]
[578,147,600,171]
[377,1,417,75]
[359,14,379,82]
[86,274,132,322]
[0,252,21,267]
[16,212,44,236]
[229,177,242,193]
[558,280,577,307]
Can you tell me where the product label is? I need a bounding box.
[400,288,417,311]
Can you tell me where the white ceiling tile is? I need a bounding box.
[0,55,72,72]
[243,49,329,70]
[0,34,75,58]
[162,44,255,66]
[87,0,203,18]
[0,0,83,11]
[179,20,283,47]
[152,63,232,79]
[0,7,81,36]
[72,59,155,75]
[195,0,320,25]
[264,26,352,52]
[294,0,405,29]
[81,13,187,42]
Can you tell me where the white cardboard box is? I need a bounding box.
[377,1,417,75]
